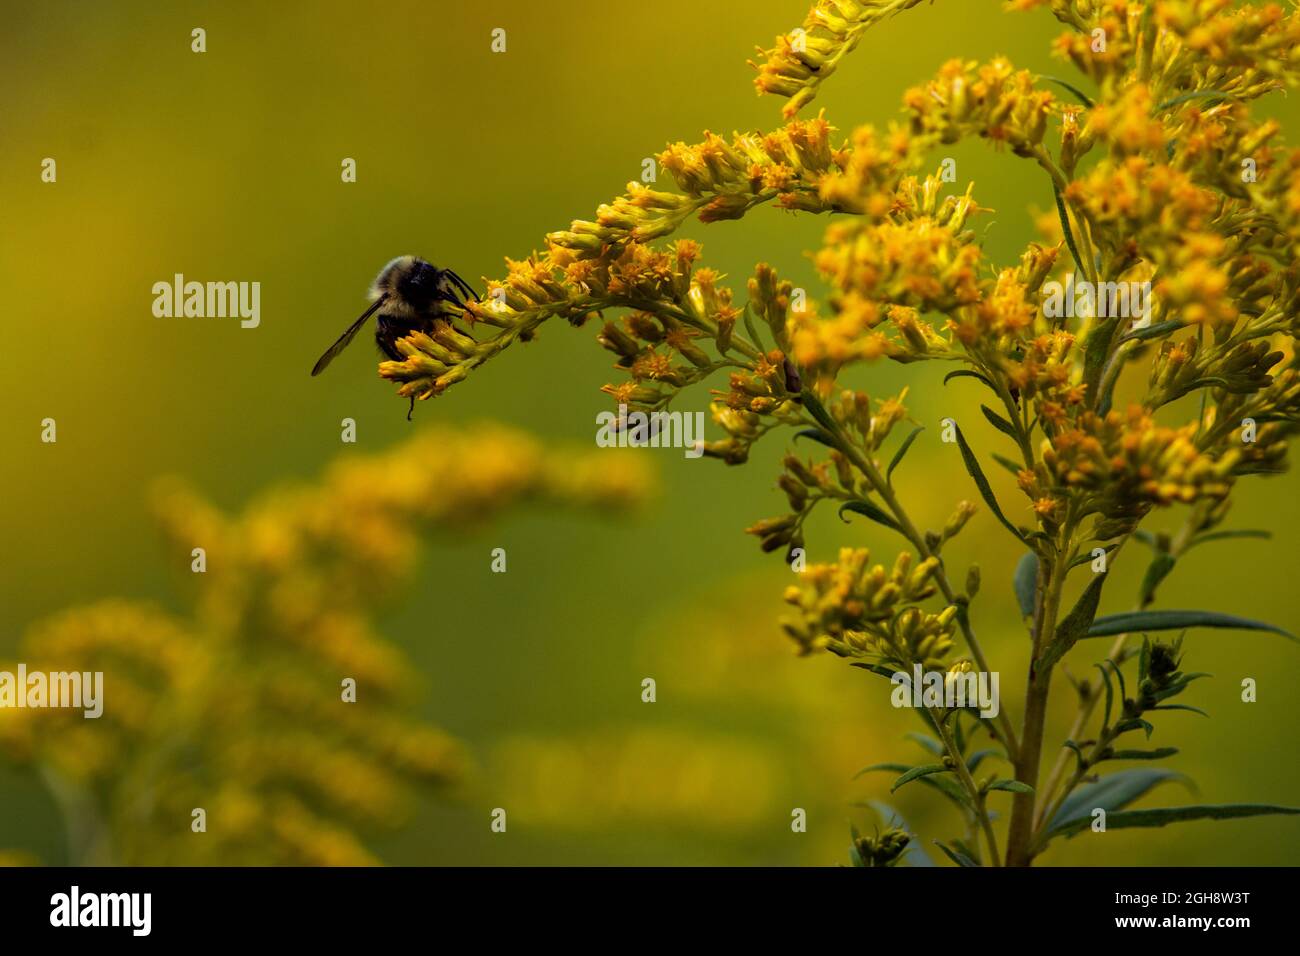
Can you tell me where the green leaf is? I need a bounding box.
[1093,662,1114,731]
[1115,717,1154,740]
[1188,529,1272,548]
[855,762,973,811]
[905,733,944,756]
[891,764,950,793]
[839,499,901,532]
[943,369,995,389]
[952,423,1027,544]
[887,426,925,486]
[1039,74,1095,107]
[1105,657,1127,702]
[1053,183,1087,277]
[1084,316,1124,412]
[986,779,1034,794]
[1086,610,1296,641]
[1045,769,1192,838]
[980,404,1020,440]
[1039,572,1109,671]
[1120,319,1184,343]
[1052,804,1300,839]
[1013,551,1039,619]
[1137,552,1177,607]
[934,841,981,867]
[1059,740,1086,776]
[801,389,839,435]
[1133,530,1159,549]
[990,452,1023,476]
[793,428,838,449]
[966,748,1003,773]
[1105,747,1180,761]
[1156,89,1237,112]
[1149,703,1209,717]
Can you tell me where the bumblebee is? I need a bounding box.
[311,256,477,416]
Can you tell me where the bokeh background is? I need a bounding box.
[1,0,1297,865]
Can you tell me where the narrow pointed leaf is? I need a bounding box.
[1054,183,1086,276]
[1115,717,1155,739]
[1120,319,1184,343]
[1086,610,1295,641]
[952,423,1027,544]
[1149,704,1209,717]
[1039,572,1109,671]
[934,841,981,867]
[801,389,839,436]
[905,733,945,756]
[986,780,1034,794]
[855,762,972,811]
[980,404,1020,440]
[1039,74,1095,107]
[990,452,1022,476]
[1013,551,1039,619]
[793,428,838,449]
[1105,748,1180,761]
[891,764,950,793]
[1093,662,1114,731]
[943,369,995,389]
[1188,529,1272,548]
[966,749,1003,773]
[1137,552,1176,607]
[1054,804,1300,839]
[887,426,926,485]
[839,499,901,532]
[1046,768,1191,837]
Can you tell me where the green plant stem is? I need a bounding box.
[809,399,1021,759]
[1004,549,1067,866]
[1033,510,1202,830]
[871,472,1022,760]
[930,706,1002,866]
[1031,713,1123,853]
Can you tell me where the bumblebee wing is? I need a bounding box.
[311,296,388,376]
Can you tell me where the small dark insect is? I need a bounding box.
[311,255,479,418]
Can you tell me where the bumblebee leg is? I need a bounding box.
[406,395,415,421]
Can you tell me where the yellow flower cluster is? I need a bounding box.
[380,118,850,406]
[903,57,1056,157]
[752,0,933,118]
[781,547,956,666]
[1,425,651,865]
[1028,406,1239,533]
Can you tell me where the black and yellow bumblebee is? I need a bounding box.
[311,256,478,415]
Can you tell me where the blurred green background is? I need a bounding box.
[1,0,1297,865]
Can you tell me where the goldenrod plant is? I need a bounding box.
[0,425,648,865]
[379,0,1300,866]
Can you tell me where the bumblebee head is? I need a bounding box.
[370,255,476,319]
[369,255,440,317]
